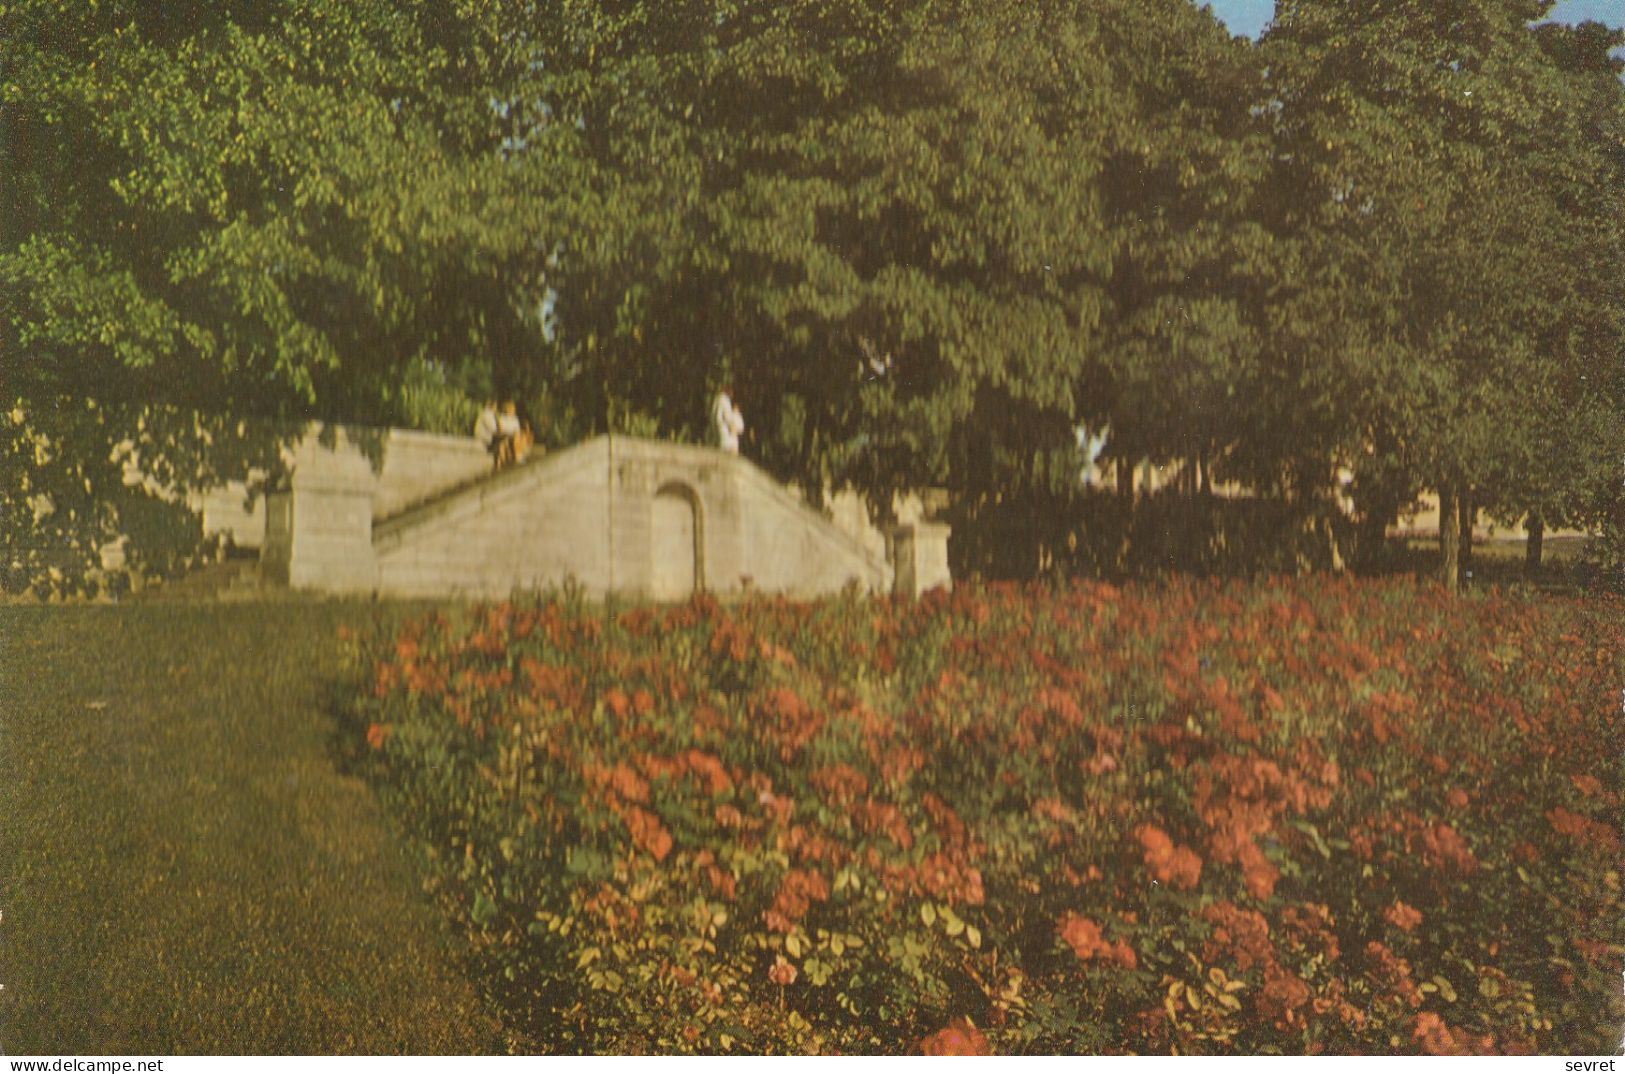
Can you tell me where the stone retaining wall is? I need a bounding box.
[259,428,950,601]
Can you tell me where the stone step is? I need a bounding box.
[372,444,594,547]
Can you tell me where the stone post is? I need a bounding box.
[891,521,952,598]
[260,428,379,593]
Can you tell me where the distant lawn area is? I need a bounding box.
[1396,536,1604,595]
[0,602,510,1054]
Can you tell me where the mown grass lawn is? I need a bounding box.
[0,602,509,1054]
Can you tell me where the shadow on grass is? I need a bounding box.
[1381,537,1612,598]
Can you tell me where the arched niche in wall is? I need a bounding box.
[650,481,704,600]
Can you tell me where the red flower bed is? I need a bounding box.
[349,578,1624,1053]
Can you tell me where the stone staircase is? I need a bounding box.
[218,429,950,600]
[371,448,570,549]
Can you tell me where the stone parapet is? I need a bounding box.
[259,428,942,601]
[891,521,952,598]
[261,428,379,593]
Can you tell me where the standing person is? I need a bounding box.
[474,399,500,461]
[714,385,745,455]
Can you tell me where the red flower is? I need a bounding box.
[920,1019,991,1056]
[1202,901,1273,971]
[620,804,673,861]
[1365,940,1423,1008]
[1420,823,1478,874]
[768,954,798,987]
[685,749,733,796]
[1413,1011,1496,1056]
[1137,823,1172,857]
[1281,902,1340,961]
[1033,797,1072,823]
[366,722,393,749]
[1135,823,1203,890]
[1058,913,1138,969]
[1445,788,1470,809]
[1059,912,1105,959]
[764,869,830,933]
[1547,806,1619,848]
[1258,966,1312,1029]
[1238,841,1280,899]
[1384,900,1423,931]
[810,764,870,808]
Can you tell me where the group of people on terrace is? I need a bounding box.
[473,399,533,468]
[474,386,747,466]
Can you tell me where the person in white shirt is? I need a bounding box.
[714,386,745,455]
[473,400,499,460]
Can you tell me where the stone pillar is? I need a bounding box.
[891,521,952,598]
[261,429,379,593]
[261,490,294,583]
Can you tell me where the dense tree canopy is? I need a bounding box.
[3,0,1621,593]
[1259,0,1625,586]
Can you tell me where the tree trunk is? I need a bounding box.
[1438,485,1461,592]
[1525,511,1545,576]
[1324,512,1345,572]
[1357,511,1389,572]
[1114,457,1134,574]
[1458,488,1474,577]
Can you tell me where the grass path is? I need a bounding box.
[0,603,507,1054]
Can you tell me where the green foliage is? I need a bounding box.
[5,0,1621,591]
[1258,1,1625,578]
[949,488,1352,583]
[1,0,574,588]
[0,398,227,597]
[351,580,1624,1053]
[395,358,487,437]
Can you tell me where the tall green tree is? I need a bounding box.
[1260,0,1625,588]
[514,1,1114,497]
[1483,19,1625,573]
[1,0,577,592]
[1089,3,1274,493]
[15,0,1614,595]
[509,0,1271,575]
